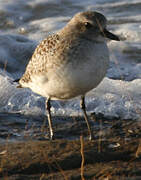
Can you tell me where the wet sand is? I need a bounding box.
[0,116,141,180]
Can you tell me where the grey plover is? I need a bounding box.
[16,11,120,140]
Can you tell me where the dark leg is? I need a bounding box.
[46,97,54,140]
[80,96,94,140]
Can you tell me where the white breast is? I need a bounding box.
[44,41,109,99]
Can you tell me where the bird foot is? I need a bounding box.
[89,134,94,141]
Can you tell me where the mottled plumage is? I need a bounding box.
[18,11,120,140]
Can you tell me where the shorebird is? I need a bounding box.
[15,11,120,140]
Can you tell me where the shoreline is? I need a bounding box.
[0,117,141,179]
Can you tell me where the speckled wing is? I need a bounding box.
[19,34,61,85]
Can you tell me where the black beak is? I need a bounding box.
[103,29,120,41]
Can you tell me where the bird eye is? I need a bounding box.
[84,22,93,29]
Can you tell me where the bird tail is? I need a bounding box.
[13,78,22,88]
[13,79,20,82]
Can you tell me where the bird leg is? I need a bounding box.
[80,96,94,140]
[46,98,54,140]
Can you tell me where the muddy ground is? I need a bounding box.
[0,115,141,180]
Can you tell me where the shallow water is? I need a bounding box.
[0,0,141,141]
